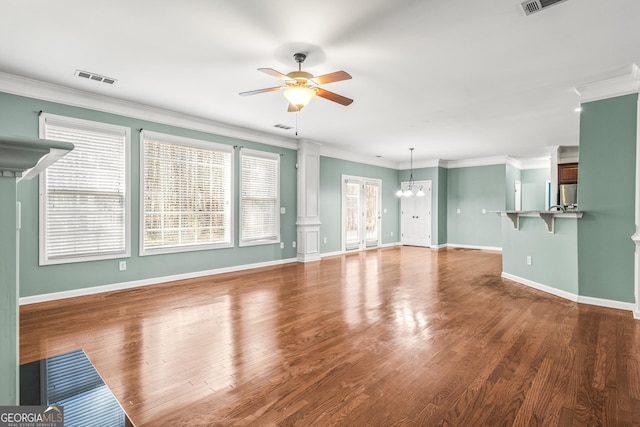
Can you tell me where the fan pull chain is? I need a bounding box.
[295,111,299,136]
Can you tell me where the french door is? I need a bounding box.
[342,176,381,252]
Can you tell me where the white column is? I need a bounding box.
[296,139,322,262]
[549,146,559,206]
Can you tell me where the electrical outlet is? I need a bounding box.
[323,237,327,244]
[292,241,296,248]
[482,208,486,214]
[390,231,393,237]
[280,207,286,214]
[457,208,461,214]
[526,256,532,266]
[119,261,126,271]
[280,242,284,249]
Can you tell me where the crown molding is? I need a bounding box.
[445,156,512,169]
[398,158,444,170]
[0,72,555,173]
[576,63,640,103]
[319,145,399,169]
[518,157,550,170]
[0,72,298,151]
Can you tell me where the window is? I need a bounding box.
[141,131,233,254]
[240,149,280,246]
[39,114,130,265]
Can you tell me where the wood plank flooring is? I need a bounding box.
[20,247,640,426]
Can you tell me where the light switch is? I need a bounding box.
[280,207,286,214]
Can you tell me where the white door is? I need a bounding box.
[342,176,381,251]
[401,180,432,247]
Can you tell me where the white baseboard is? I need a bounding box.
[431,244,448,249]
[320,243,400,259]
[576,295,636,312]
[502,272,636,313]
[447,243,503,252]
[501,272,578,302]
[320,250,343,258]
[380,242,401,248]
[19,257,298,305]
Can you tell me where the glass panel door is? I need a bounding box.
[342,176,381,252]
[365,182,380,247]
[345,181,361,251]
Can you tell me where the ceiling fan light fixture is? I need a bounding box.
[283,86,317,110]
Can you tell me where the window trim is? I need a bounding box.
[139,130,234,256]
[38,113,131,265]
[239,148,281,247]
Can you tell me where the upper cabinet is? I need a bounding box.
[558,162,578,184]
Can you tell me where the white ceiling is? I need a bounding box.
[1,0,639,166]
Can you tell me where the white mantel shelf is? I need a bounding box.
[0,136,74,179]
[497,210,583,234]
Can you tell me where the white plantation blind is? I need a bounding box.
[240,149,280,245]
[39,114,129,264]
[141,131,232,254]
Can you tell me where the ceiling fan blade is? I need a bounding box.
[312,71,352,85]
[287,103,299,113]
[239,86,284,96]
[258,68,293,81]
[316,88,354,106]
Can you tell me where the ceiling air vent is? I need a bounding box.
[75,70,117,85]
[521,0,568,15]
[274,124,292,130]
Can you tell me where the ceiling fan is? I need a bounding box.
[239,52,353,112]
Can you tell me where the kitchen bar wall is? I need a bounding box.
[577,93,637,303]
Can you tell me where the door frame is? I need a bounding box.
[341,174,382,253]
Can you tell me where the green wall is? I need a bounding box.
[319,156,400,253]
[447,165,505,248]
[0,92,298,298]
[521,168,549,211]
[0,177,18,404]
[502,216,579,295]
[577,93,637,303]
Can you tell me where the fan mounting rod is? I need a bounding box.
[293,53,307,71]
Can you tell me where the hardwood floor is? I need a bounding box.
[20,247,640,426]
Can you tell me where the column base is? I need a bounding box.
[297,223,321,263]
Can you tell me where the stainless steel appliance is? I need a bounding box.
[559,183,577,207]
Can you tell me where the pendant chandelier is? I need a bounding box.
[396,148,425,197]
